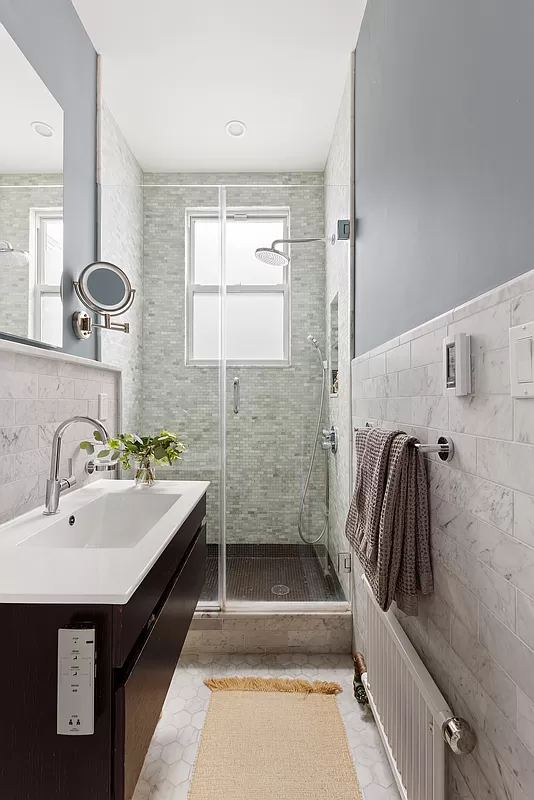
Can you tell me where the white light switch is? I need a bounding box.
[510,323,534,397]
[517,338,533,383]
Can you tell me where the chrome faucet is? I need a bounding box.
[43,416,110,515]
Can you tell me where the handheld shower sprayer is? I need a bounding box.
[298,334,328,545]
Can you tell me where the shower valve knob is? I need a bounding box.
[321,426,339,454]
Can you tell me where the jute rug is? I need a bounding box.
[188,677,363,800]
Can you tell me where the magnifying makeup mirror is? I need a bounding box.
[72,261,136,339]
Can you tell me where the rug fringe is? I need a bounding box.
[204,677,342,695]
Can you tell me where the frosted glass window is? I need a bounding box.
[188,210,289,364]
[226,220,285,285]
[192,219,219,284]
[192,293,220,361]
[40,294,62,347]
[226,293,284,360]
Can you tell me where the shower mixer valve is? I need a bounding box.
[321,426,338,454]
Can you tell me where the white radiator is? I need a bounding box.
[361,576,456,800]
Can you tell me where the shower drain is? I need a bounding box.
[271,584,290,596]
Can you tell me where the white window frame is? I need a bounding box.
[186,208,290,366]
[28,208,63,343]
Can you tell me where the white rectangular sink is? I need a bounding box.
[18,492,181,549]
[0,479,209,604]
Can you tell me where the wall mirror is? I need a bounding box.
[0,22,64,349]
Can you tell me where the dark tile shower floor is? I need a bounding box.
[200,543,346,603]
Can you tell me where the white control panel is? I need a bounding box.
[57,627,95,735]
[510,322,534,398]
[443,333,471,396]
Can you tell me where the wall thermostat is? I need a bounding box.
[443,333,471,396]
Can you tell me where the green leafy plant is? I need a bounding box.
[80,430,185,472]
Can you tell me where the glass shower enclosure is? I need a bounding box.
[139,179,347,611]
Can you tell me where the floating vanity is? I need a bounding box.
[0,479,208,800]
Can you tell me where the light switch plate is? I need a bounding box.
[510,322,534,398]
[98,392,108,421]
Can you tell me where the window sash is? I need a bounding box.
[34,286,62,346]
[36,212,63,285]
[186,210,291,366]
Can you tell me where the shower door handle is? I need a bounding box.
[233,377,240,414]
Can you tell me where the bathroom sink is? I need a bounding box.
[18,492,181,549]
[0,479,209,603]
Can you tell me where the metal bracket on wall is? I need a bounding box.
[338,553,352,574]
[337,219,351,240]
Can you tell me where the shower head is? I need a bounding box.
[0,240,29,267]
[254,236,326,268]
[307,334,320,349]
[254,246,290,268]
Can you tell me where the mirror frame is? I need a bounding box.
[74,261,133,314]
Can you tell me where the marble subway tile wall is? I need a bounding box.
[0,174,63,339]
[0,344,120,524]
[351,269,534,800]
[99,104,144,432]
[141,174,326,546]
[324,66,352,596]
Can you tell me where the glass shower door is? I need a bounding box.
[221,183,346,606]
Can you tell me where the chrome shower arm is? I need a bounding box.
[271,237,326,248]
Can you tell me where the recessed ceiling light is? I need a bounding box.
[225,120,247,138]
[30,121,54,138]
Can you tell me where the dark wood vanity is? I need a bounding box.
[0,495,206,800]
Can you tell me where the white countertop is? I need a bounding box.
[0,480,209,605]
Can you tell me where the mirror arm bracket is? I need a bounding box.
[72,311,131,339]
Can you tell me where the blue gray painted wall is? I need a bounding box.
[355,0,534,355]
[0,0,98,358]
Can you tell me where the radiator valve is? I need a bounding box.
[442,717,476,755]
[353,652,369,705]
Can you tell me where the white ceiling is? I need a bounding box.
[0,24,64,174]
[73,0,366,173]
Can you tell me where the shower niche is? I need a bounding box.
[330,294,339,395]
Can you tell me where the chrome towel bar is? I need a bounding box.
[360,426,455,463]
[414,435,454,462]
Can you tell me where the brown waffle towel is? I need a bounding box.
[345,427,433,615]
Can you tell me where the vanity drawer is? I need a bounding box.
[114,524,206,800]
[112,495,206,667]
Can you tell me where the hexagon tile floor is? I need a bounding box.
[132,653,401,800]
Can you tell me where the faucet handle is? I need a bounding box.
[59,458,77,491]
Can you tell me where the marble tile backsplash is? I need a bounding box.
[0,345,120,523]
[351,268,534,800]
